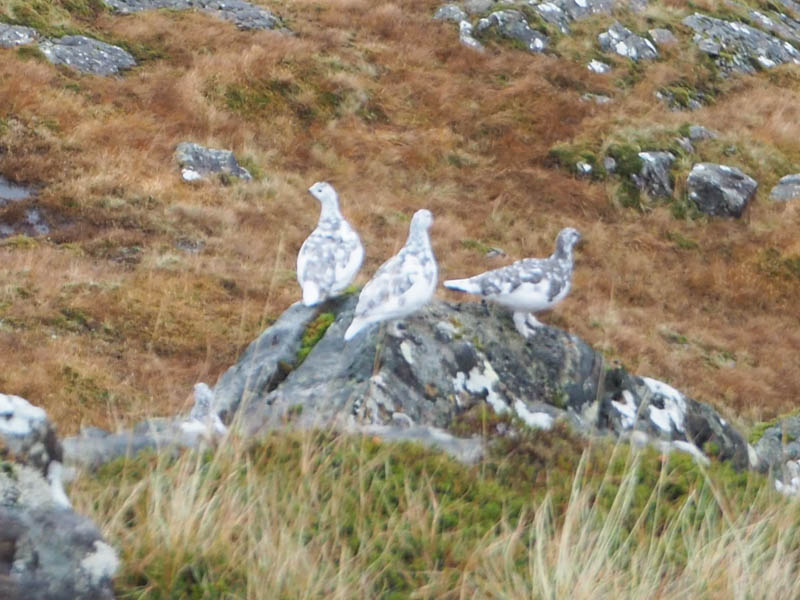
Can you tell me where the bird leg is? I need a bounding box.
[513,312,543,338]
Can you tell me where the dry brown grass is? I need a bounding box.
[1,0,799,434]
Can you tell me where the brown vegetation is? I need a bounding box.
[1,0,799,434]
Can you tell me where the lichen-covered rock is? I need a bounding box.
[434,3,468,22]
[751,414,800,495]
[0,396,118,599]
[769,174,800,202]
[687,124,718,141]
[475,10,549,53]
[687,163,758,217]
[104,0,285,31]
[633,151,675,198]
[0,24,39,48]
[38,36,136,76]
[175,142,252,182]
[598,22,658,60]
[587,58,611,73]
[649,27,677,46]
[683,12,800,73]
[459,20,484,51]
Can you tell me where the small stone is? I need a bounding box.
[649,27,677,46]
[769,174,800,202]
[175,142,252,181]
[475,10,549,53]
[675,137,694,154]
[688,124,718,141]
[580,93,611,104]
[603,156,617,173]
[587,59,612,73]
[459,20,484,51]
[464,0,495,13]
[687,163,758,218]
[598,22,658,61]
[434,4,468,22]
[38,35,136,76]
[576,161,593,176]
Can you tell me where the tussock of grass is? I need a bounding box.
[69,431,800,599]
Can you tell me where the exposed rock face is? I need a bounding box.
[649,27,677,46]
[459,20,484,51]
[633,151,675,198]
[751,415,800,495]
[0,395,118,599]
[587,59,611,73]
[434,4,468,22]
[688,124,718,141]
[769,174,800,202]
[175,142,252,182]
[475,10,549,53]
[599,22,658,60]
[683,13,800,73]
[687,163,758,217]
[210,297,747,468]
[38,36,136,76]
[104,0,285,31]
[0,24,39,48]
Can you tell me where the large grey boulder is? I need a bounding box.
[0,24,39,48]
[475,10,549,53]
[104,0,285,31]
[683,13,800,73]
[175,142,252,182]
[598,22,659,60]
[221,298,747,468]
[38,36,136,76]
[769,174,800,202]
[0,395,119,599]
[633,151,675,198]
[649,27,677,46]
[687,163,758,217]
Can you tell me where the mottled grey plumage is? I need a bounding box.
[444,227,581,337]
[297,182,364,306]
[344,209,437,340]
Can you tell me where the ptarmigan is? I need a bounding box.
[444,227,581,337]
[297,182,364,307]
[344,209,437,341]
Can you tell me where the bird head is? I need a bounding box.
[308,181,338,206]
[556,227,582,253]
[410,209,434,232]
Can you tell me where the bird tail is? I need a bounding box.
[443,278,480,294]
[344,316,369,341]
[302,282,322,306]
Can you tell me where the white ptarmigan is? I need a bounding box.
[444,227,582,337]
[297,182,364,307]
[344,209,437,341]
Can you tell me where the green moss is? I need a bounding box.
[666,230,699,250]
[606,143,642,178]
[0,235,39,249]
[297,312,335,364]
[548,143,606,180]
[460,239,490,255]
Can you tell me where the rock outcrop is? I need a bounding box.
[751,415,800,496]
[634,151,675,198]
[769,174,800,202]
[175,142,252,182]
[39,36,136,76]
[0,395,118,599]
[683,12,800,73]
[208,297,747,468]
[475,10,549,53]
[598,22,659,61]
[687,163,758,217]
[104,0,285,31]
[0,24,39,48]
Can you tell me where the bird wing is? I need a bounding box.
[354,251,428,320]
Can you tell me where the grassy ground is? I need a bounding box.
[69,427,800,599]
[0,0,799,437]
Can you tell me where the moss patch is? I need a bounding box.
[297,312,335,364]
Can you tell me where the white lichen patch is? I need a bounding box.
[0,393,47,437]
[452,360,506,413]
[80,541,120,586]
[400,340,414,365]
[513,400,554,430]
[611,390,638,429]
[643,377,687,433]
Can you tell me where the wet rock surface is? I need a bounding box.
[104,0,285,31]
[39,35,136,76]
[687,163,758,217]
[175,142,252,182]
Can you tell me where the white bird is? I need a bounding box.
[344,209,437,341]
[180,383,227,438]
[444,227,582,338]
[297,182,364,307]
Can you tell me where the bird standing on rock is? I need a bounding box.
[344,209,438,341]
[297,182,364,307]
[444,227,582,338]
